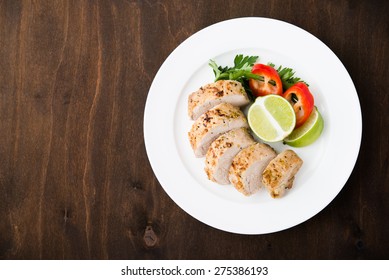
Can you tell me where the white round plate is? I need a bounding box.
[144,17,362,234]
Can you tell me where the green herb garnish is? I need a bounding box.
[268,63,309,89]
[209,55,259,81]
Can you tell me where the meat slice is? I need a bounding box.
[188,103,248,157]
[229,143,277,196]
[205,128,255,185]
[262,150,303,198]
[188,80,250,120]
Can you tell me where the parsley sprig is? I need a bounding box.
[268,63,309,89]
[209,55,259,81]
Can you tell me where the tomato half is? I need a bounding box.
[283,82,314,128]
[249,64,283,97]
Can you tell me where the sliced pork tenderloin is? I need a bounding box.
[262,149,303,198]
[188,80,250,120]
[188,103,248,157]
[229,143,277,196]
[205,128,255,184]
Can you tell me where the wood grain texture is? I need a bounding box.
[0,0,388,259]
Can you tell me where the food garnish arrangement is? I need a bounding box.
[188,55,324,198]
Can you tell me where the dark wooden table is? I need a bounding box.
[0,0,388,260]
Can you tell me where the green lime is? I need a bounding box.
[284,107,324,147]
[248,95,296,142]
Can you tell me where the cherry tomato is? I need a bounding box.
[283,82,314,128]
[249,64,283,96]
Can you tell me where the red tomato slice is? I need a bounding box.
[249,64,283,96]
[283,82,314,128]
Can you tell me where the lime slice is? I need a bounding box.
[284,107,324,147]
[248,95,296,142]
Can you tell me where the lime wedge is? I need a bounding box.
[284,107,324,147]
[248,95,296,142]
